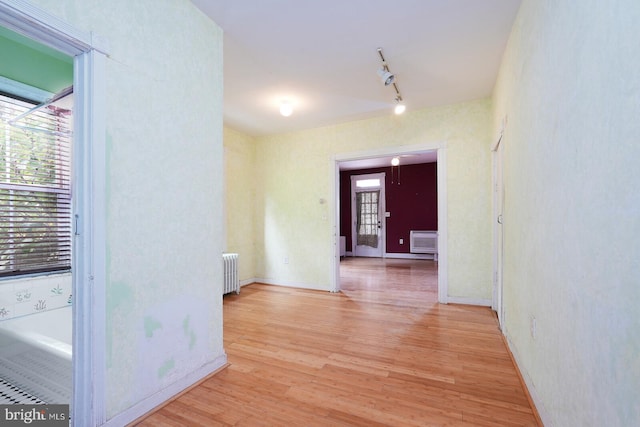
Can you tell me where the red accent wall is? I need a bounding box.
[340,163,437,253]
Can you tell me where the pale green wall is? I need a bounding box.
[251,98,492,299]
[493,0,640,425]
[29,0,225,420]
[224,126,256,283]
[0,26,73,94]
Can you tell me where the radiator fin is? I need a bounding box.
[222,253,240,295]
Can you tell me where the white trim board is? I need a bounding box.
[255,278,331,292]
[504,333,552,426]
[0,75,52,102]
[0,0,108,55]
[436,147,448,304]
[446,296,492,307]
[103,355,227,427]
[384,253,434,260]
[240,278,256,287]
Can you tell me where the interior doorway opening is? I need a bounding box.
[0,4,109,423]
[333,145,448,304]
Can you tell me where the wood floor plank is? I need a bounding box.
[134,258,540,426]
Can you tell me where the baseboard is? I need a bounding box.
[342,253,435,260]
[254,278,329,292]
[240,278,256,287]
[502,333,549,427]
[384,252,433,260]
[108,354,228,427]
[446,296,492,307]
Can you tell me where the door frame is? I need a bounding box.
[351,172,385,258]
[331,142,448,304]
[492,119,506,329]
[0,1,108,424]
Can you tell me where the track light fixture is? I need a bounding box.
[377,68,395,86]
[376,48,405,114]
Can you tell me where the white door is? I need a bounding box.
[351,173,385,257]
[492,129,505,329]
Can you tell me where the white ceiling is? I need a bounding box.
[191,0,522,138]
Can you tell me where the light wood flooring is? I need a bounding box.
[135,257,540,426]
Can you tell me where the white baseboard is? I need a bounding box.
[104,354,227,427]
[254,278,330,292]
[240,278,256,287]
[504,333,552,426]
[384,252,433,260]
[342,252,435,260]
[445,296,492,307]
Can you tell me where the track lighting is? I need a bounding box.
[377,69,395,86]
[377,48,406,114]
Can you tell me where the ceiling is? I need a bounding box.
[191,0,522,138]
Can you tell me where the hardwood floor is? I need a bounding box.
[135,258,540,426]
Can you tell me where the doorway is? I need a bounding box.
[351,173,385,258]
[0,4,108,423]
[332,145,448,304]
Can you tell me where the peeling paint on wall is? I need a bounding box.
[144,316,162,338]
[136,296,210,394]
[157,358,175,379]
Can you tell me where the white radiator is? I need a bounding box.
[222,253,240,295]
[410,230,438,257]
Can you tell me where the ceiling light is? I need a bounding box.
[377,69,395,86]
[391,157,400,166]
[394,98,406,115]
[279,100,293,117]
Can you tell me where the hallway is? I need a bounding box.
[136,258,539,426]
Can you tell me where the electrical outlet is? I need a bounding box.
[399,238,404,244]
[531,316,537,339]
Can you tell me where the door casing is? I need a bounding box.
[492,120,506,329]
[0,2,109,424]
[332,143,448,305]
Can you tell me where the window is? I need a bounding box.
[0,93,72,277]
[355,178,381,188]
[356,190,380,248]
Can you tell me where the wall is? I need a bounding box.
[254,98,492,299]
[0,26,72,95]
[492,0,640,425]
[340,163,437,253]
[28,0,225,422]
[224,126,256,283]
